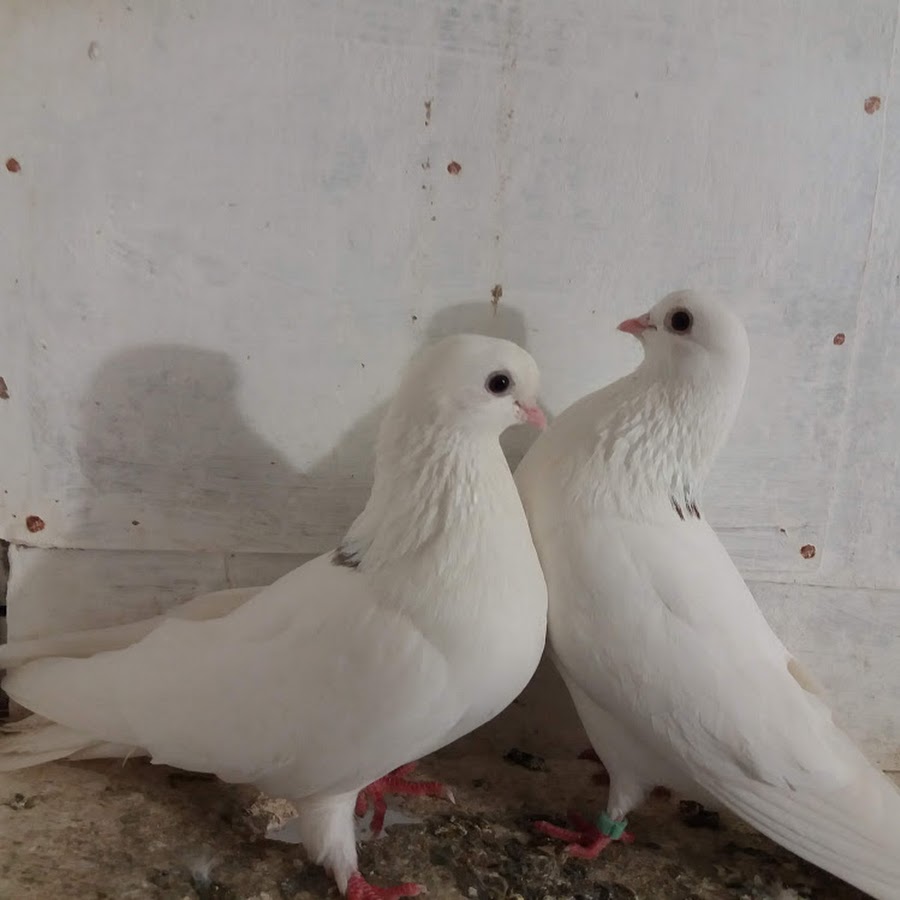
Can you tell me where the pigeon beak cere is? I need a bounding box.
[617,313,656,338]
[515,401,547,430]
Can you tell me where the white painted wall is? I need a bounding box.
[1,1,899,765]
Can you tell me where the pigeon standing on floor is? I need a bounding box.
[1,333,549,900]
[515,291,900,900]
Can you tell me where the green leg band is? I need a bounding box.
[597,811,628,840]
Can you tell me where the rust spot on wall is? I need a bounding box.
[25,515,45,533]
[447,161,462,175]
[491,284,503,310]
[800,543,816,559]
[864,96,881,114]
[833,332,845,345]
[5,158,21,173]
[424,99,432,125]
[0,377,8,399]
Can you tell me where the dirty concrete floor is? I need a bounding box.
[0,749,878,900]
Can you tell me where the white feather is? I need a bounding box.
[517,291,900,900]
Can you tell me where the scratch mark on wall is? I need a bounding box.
[491,0,522,296]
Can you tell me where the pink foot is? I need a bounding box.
[355,762,454,836]
[534,810,635,859]
[346,872,425,900]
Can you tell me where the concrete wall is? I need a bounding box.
[1,0,899,765]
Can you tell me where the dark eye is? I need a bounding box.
[486,371,512,395]
[668,308,693,334]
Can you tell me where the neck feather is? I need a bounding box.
[335,408,510,570]
[572,359,744,520]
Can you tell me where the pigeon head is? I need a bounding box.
[395,334,545,435]
[618,289,749,388]
[342,334,546,569]
[605,290,751,510]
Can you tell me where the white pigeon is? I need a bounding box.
[1,333,549,900]
[515,291,900,900]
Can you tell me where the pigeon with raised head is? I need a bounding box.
[515,291,900,899]
[1,334,549,900]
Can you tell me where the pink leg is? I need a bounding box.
[355,762,454,836]
[346,872,425,900]
[534,810,635,859]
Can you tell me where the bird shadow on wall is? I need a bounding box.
[72,300,540,557]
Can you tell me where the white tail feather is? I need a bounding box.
[714,763,900,900]
[0,715,133,771]
[0,588,262,769]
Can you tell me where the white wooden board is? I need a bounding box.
[0,1,895,570]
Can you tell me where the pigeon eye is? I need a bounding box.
[486,371,512,395]
[668,308,693,334]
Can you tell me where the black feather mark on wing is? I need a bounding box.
[331,545,361,569]
[671,496,702,521]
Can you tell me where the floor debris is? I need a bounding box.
[0,753,878,899]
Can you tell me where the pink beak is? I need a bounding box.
[515,402,547,430]
[617,312,655,337]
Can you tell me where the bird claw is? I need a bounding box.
[346,872,425,900]
[533,810,634,859]
[355,763,454,836]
